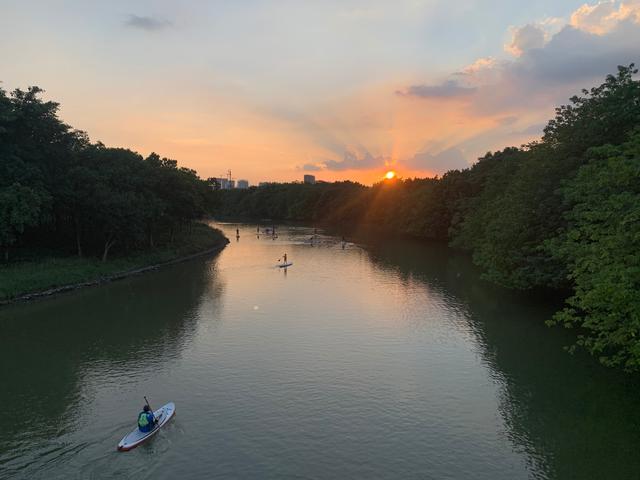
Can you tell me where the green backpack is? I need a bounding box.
[138,412,150,428]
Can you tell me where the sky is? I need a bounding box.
[1,0,639,184]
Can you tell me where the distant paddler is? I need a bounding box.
[278,253,291,268]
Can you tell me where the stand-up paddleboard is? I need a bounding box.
[117,402,175,451]
[278,262,293,268]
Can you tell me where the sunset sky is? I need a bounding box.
[2,0,639,184]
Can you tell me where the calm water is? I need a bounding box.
[1,223,639,479]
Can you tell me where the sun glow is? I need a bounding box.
[385,170,396,180]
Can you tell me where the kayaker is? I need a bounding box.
[138,405,156,433]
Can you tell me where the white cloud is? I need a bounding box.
[505,24,546,56]
[440,1,640,114]
[392,0,640,171]
[457,57,504,85]
[570,0,640,35]
[461,57,498,74]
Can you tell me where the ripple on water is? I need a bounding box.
[3,224,637,480]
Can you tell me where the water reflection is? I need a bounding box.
[2,224,640,480]
[0,255,225,476]
[362,237,640,480]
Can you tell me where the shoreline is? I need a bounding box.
[1,231,229,307]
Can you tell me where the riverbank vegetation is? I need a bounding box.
[214,65,640,371]
[0,86,225,300]
[0,223,226,302]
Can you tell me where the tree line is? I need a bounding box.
[214,65,640,371]
[0,86,215,262]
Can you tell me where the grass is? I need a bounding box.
[0,223,228,302]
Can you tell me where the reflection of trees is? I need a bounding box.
[0,255,225,455]
[363,238,640,480]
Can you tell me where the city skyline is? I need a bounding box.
[2,1,640,184]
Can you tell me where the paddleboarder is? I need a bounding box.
[137,404,157,433]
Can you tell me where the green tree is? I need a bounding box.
[452,65,640,289]
[549,133,640,370]
[0,183,46,261]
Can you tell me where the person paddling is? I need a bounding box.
[137,404,157,433]
[283,253,287,264]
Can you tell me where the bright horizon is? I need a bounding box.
[2,0,639,184]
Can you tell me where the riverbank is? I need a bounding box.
[0,223,228,305]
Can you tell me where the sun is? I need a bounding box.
[385,170,396,180]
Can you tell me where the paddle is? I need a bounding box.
[143,396,159,427]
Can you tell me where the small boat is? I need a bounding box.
[117,402,176,452]
[278,262,293,268]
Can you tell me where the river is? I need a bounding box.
[0,222,638,479]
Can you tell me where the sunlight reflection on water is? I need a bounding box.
[1,222,639,479]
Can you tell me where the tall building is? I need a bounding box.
[212,178,235,189]
[304,174,316,184]
[237,179,249,189]
[211,170,236,189]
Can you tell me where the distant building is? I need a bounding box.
[211,178,235,189]
[237,179,249,189]
[304,174,316,185]
[208,178,221,190]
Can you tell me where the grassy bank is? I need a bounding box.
[0,223,228,303]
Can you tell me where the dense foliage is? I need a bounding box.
[215,65,640,370]
[548,134,640,370]
[0,86,214,262]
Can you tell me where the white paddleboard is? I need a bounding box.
[278,262,293,268]
[117,402,175,451]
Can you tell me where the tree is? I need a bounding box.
[0,183,46,261]
[548,132,640,370]
[451,65,640,290]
